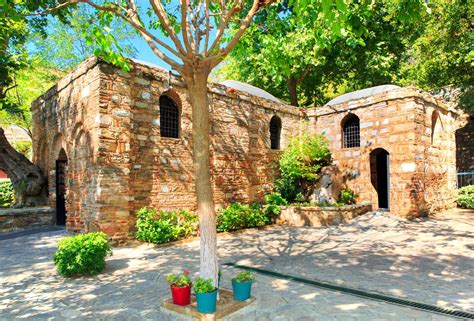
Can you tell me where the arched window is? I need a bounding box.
[270,115,282,150]
[342,113,360,148]
[160,96,180,138]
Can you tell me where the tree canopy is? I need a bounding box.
[220,0,472,110]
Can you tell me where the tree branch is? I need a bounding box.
[180,0,194,55]
[149,0,188,57]
[297,64,313,84]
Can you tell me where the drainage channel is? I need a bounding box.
[223,262,474,320]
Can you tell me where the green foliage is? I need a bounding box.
[0,180,15,207]
[232,271,255,283]
[276,133,332,202]
[166,270,192,287]
[28,4,137,71]
[219,1,424,106]
[135,208,198,244]
[263,192,287,218]
[193,277,216,294]
[264,192,288,206]
[457,185,474,209]
[339,188,357,205]
[53,232,112,277]
[399,0,473,111]
[1,64,65,134]
[216,202,269,232]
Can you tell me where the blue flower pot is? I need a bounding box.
[196,290,217,314]
[232,280,252,301]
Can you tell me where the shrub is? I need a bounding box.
[276,132,332,202]
[457,185,474,209]
[135,208,198,244]
[54,232,112,277]
[264,192,288,206]
[217,202,269,232]
[193,277,216,293]
[0,180,15,207]
[232,271,255,283]
[339,188,357,205]
[166,269,192,287]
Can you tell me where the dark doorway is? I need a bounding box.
[56,149,67,225]
[370,148,390,209]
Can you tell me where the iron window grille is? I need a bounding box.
[160,96,180,138]
[342,115,360,148]
[270,116,282,150]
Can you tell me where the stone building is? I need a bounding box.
[31,57,463,240]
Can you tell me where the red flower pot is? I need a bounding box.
[170,284,191,306]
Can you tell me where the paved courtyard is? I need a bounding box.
[1,209,473,320]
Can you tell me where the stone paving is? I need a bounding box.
[0,209,473,320]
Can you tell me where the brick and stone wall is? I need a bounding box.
[456,115,474,172]
[31,57,461,240]
[32,58,301,240]
[306,88,461,217]
[0,207,55,233]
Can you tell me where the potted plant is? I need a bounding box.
[193,277,217,314]
[166,269,192,306]
[232,271,255,301]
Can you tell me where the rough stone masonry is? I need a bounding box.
[31,57,465,241]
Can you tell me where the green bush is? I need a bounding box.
[457,185,474,209]
[264,192,288,206]
[276,132,332,202]
[339,188,357,205]
[54,232,112,277]
[0,180,15,207]
[193,277,216,293]
[135,208,198,244]
[217,202,269,232]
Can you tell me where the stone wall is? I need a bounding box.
[306,88,460,217]
[0,207,55,233]
[276,203,372,227]
[31,57,461,240]
[31,58,102,233]
[456,115,474,172]
[33,58,302,240]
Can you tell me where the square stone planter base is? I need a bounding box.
[161,288,256,320]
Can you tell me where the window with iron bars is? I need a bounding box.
[342,115,360,148]
[160,96,180,138]
[270,116,282,150]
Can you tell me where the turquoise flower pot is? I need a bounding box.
[232,280,252,301]
[196,290,217,314]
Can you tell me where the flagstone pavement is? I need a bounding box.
[1,209,473,320]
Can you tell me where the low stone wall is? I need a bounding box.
[0,207,55,233]
[276,203,372,227]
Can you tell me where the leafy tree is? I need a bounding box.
[28,3,138,70]
[0,64,65,138]
[220,1,422,106]
[400,0,473,111]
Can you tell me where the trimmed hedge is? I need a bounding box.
[0,180,14,207]
[54,232,112,277]
[457,185,474,209]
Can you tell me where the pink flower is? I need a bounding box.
[194,271,200,276]
[183,269,190,275]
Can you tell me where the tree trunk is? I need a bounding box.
[0,127,47,206]
[288,77,299,107]
[184,68,219,287]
